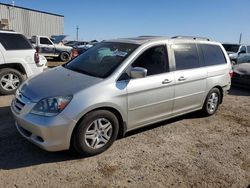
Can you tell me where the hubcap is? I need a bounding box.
[0,73,20,91]
[84,118,113,149]
[207,92,219,113]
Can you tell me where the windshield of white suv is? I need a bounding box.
[222,44,240,53]
[65,42,138,78]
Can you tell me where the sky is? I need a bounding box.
[1,0,250,43]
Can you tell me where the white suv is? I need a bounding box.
[0,30,47,95]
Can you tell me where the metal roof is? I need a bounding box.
[0,3,64,17]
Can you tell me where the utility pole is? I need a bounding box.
[76,25,79,41]
[239,33,242,44]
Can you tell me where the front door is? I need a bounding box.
[127,45,175,129]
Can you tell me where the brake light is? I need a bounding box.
[229,70,234,78]
[71,47,78,58]
[34,47,40,64]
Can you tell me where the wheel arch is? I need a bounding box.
[213,85,223,104]
[0,63,27,76]
[70,106,127,148]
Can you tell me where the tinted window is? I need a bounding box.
[40,37,53,45]
[132,46,169,76]
[0,33,33,50]
[222,44,239,53]
[65,42,138,78]
[173,44,200,70]
[201,44,226,66]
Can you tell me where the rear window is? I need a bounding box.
[0,33,33,50]
[173,43,200,70]
[201,44,226,66]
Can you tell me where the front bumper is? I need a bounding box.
[11,98,76,152]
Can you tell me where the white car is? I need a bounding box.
[0,30,47,95]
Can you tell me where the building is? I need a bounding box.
[0,3,64,37]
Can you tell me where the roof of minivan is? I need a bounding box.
[106,36,215,45]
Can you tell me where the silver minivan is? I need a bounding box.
[11,36,232,156]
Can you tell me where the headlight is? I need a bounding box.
[30,95,73,116]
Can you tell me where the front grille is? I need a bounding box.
[13,90,29,113]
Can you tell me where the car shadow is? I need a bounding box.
[229,86,250,96]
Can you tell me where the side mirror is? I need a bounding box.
[130,67,147,79]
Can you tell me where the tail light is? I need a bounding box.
[229,70,234,78]
[34,47,40,64]
[71,47,78,58]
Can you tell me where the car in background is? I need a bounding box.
[0,30,47,95]
[232,55,250,89]
[222,43,250,64]
[71,43,99,58]
[30,35,72,62]
[64,41,89,47]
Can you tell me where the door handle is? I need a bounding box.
[178,76,186,81]
[162,79,172,84]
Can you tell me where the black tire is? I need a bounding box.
[60,52,70,62]
[201,88,221,116]
[72,110,119,156]
[0,68,24,95]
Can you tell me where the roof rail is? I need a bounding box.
[171,36,210,41]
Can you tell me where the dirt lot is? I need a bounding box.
[0,81,249,187]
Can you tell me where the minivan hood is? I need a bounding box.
[19,66,103,102]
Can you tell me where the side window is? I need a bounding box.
[0,33,33,50]
[247,46,250,53]
[132,46,169,76]
[173,43,200,70]
[40,37,53,45]
[201,44,227,66]
[240,46,246,53]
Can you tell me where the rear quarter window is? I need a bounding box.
[0,33,33,50]
[201,44,227,66]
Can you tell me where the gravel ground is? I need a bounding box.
[0,85,249,188]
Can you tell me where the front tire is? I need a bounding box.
[202,88,221,116]
[0,68,24,95]
[60,52,70,62]
[72,110,119,156]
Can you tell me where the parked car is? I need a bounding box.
[0,30,47,95]
[30,35,72,62]
[71,43,99,58]
[64,41,89,47]
[232,56,250,89]
[11,36,232,156]
[222,43,250,64]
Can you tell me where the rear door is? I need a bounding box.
[127,45,175,129]
[171,43,207,115]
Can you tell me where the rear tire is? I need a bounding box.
[0,68,24,95]
[60,52,70,62]
[72,110,119,156]
[201,88,221,116]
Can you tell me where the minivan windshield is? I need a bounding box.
[65,42,138,78]
[222,44,240,53]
